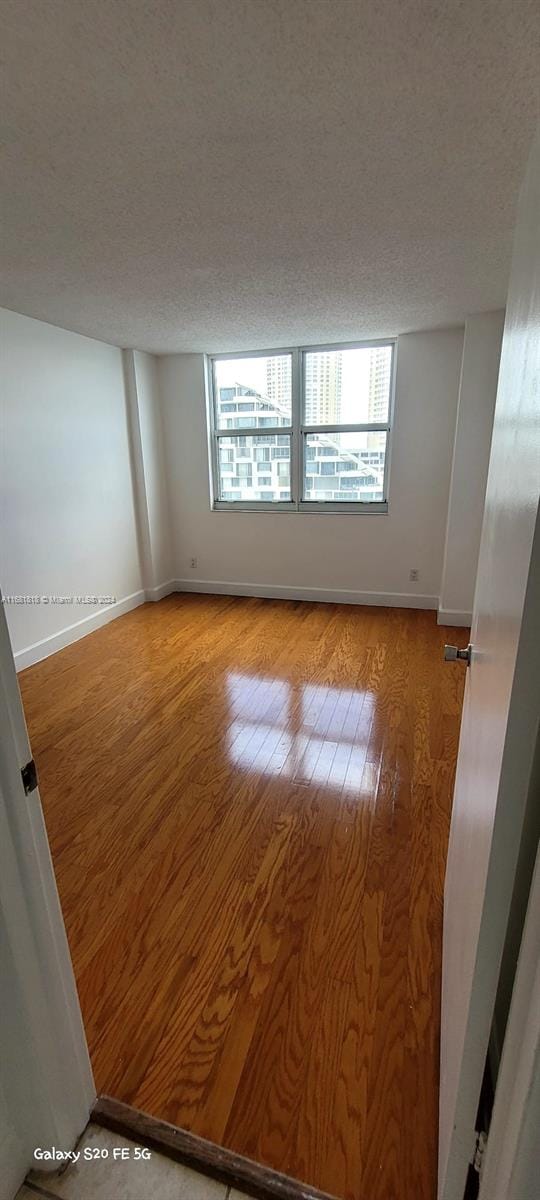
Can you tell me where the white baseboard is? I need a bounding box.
[14,590,146,671]
[174,578,439,610]
[437,608,472,627]
[144,580,177,602]
[13,578,444,673]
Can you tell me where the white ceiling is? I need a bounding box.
[1,0,539,354]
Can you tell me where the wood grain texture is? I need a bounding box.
[19,594,468,1200]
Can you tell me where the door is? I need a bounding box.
[0,596,94,1194]
[439,132,540,1200]
[479,838,540,1198]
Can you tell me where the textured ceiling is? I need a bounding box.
[1,0,539,354]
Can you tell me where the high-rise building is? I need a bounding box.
[367,346,391,450]
[304,352,342,424]
[265,356,291,414]
[367,346,391,423]
[215,380,384,505]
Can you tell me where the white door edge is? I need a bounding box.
[0,596,94,1168]
[480,834,540,1198]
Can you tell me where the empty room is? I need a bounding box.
[1,4,539,1200]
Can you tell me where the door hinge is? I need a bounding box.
[472,1130,488,1175]
[21,758,38,795]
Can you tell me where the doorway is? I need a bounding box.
[17,596,467,1200]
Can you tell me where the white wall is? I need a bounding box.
[0,309,500,668]
[159,329,464,606]
[439,311,504,625]
[121,347,173,598]
[132,350,173,593]
[0,308,143,665]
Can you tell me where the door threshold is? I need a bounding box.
[92,1095,339,1200]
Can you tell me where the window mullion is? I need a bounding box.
[209,357,219,505]
[213,426,292,438]
[302,423,389,435]
[291,348,301,509]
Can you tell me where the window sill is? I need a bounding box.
[212,501,389,515]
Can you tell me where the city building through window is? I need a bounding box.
[208,342,395,510]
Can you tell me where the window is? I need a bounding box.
[302,345,392,505]
[208,342,394,511]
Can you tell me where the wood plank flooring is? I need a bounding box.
[19,595,467,1200]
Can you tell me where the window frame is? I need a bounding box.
[207,338,396,514]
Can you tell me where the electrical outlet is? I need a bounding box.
[409,568,419,582]
[190,557,197,569]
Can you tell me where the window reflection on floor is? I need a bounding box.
[225,671,374,788]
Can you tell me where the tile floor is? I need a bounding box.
[17,1124,250,1200]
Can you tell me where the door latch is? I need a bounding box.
[444,643,472,665]
[21,758,38,795]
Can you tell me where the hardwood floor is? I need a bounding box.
[19,594,467,1200]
